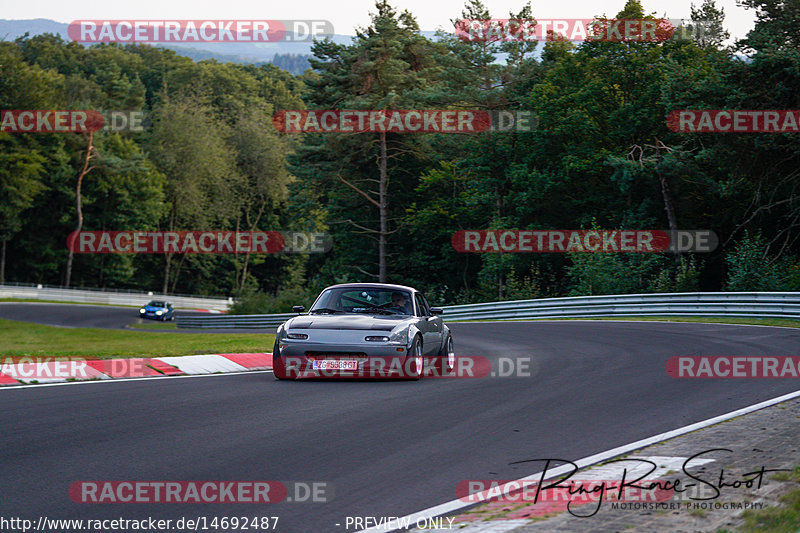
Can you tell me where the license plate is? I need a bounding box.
[312,360,358,370]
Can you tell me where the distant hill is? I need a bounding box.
[0,19,468,74]
[270,53,311,73]
[0,18,351,74]
[0,17,65,39]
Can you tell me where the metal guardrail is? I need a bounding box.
[0,281,228,299]
[440,292,800,321]
[174,292,800,329]
[0,284,232,311]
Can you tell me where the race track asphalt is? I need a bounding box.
[1,318,799,532]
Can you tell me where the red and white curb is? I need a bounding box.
[0,353,272,386]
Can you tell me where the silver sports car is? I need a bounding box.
[272,283,455,379]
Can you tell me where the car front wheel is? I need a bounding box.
[404,336,423,380]
[273,339,287,380]
[437,334,455,375]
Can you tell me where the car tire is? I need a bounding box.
[404,336,423,380]
[273,339,287,380]
[437,334,455,375]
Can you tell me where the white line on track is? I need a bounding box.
[355,387,800,533]
[0,370,274,390]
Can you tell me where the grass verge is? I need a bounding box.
[0,318,273,358]
[739,466,800,532]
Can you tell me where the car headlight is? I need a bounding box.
[139,309,145,313]
[155,310,163,315]
[365,335,390,342]
[286,333,308,340]
[389,328,408,345]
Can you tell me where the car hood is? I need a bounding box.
[142,306,167,311]
[285,314,412,331]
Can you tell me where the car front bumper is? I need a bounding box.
[274,340,451,379]
[275,340,408,378]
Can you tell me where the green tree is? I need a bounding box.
[77,134,166,288]
[0,42,63,283]
[738,0,800,53]
[302,0,442,282]
[690,0,730,48]
[148,95,242,293]
[228,111,293,290]
[0,135,46,283]
[725,232,787,291]
[63,131,98,288]
[414,0,542,299]
[567,252,666,295]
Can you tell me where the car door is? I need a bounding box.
[415,293,443,355]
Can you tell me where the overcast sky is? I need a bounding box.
[1,0,756,42]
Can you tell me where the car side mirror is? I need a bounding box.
[430,307,443,315]
[292,306,305,313]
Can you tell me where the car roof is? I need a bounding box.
[324,283,418,293]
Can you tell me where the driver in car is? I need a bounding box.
[388,292,411,314]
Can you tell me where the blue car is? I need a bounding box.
[138,301,174,321]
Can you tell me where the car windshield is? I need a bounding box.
[310,288,413,315]
[146,301,166,307]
